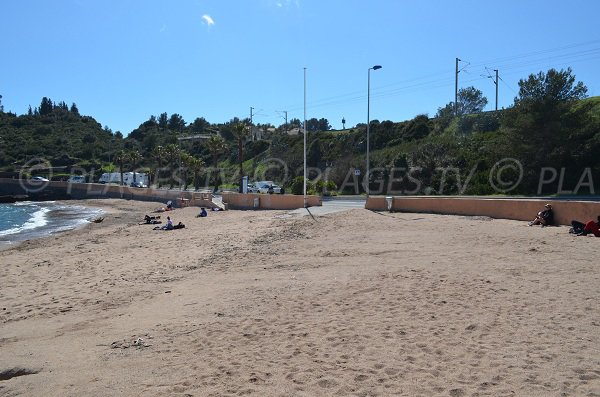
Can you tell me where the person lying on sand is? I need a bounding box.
[153,201,174,213]
[139,214,162,225]
[576,216,600,237]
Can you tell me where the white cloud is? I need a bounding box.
[201,14,215,26]
[273,0,300,8]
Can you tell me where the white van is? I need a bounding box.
[99,172,149,186]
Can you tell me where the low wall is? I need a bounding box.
[222,192,321,210]
[0,179,214,208]
[366,195,600,226]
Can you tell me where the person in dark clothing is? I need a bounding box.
[196,207,208,218]
[140,214,161,224]
[528,204,554,226]
[570,220,586,234]
[576,216,600,237]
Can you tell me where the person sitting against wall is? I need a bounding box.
[528,204,554,227]
[576,216,600,237]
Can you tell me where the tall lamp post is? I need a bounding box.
[303,67,307,208]
[366,65,382,197]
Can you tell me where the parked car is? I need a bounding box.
[247,183,259,193]
[131,181,148,188]
[30,176,49,182]
[256,181,283,194]
[67,175,86,183]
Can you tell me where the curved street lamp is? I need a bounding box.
[366,65,382,197]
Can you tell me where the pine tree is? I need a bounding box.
[39,97,53,116]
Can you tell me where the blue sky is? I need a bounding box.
[2,0,600,135]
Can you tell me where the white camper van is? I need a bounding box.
[99,172,148,186]
[99,172,122,184]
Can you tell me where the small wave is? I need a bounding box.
[0,206,49,237]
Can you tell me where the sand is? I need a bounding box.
[0,198,599,397]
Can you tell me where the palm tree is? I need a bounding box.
[204,134,228,191]
[128,150,142,184]
[188,157,205,191]
[164,144,181,188]
[180,152,193,190]
[113,150,129,185]
[152,145,166,187]
[232,122,250,191]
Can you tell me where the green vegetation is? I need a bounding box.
[1,67,599,196]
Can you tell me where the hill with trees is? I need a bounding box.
[1,67,598,196]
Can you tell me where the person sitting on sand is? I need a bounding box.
[166,200,173,211]
[577,216,600,237]
[153,217,185,231]
[159,216,174,230]
[528,204,554,226]
[196,207,208,218]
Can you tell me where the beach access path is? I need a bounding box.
[0,199,599,396]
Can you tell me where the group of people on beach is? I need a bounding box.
[138,201,219,231]
[528,203,600,237]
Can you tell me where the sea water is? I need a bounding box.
[0,202,104,247]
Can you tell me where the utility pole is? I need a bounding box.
[276,110,288,133]
[494,69,499,111]
[250,107,254,141]
[455,57,460,116]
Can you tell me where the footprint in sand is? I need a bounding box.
[449,388,465,396]
[316,378,338,388]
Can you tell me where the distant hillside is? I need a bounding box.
[0,101,120,173]
[1,90,598,196]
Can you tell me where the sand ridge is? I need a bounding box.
[0,199,599,396]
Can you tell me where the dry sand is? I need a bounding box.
[0,198,599,397]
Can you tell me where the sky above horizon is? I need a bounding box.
[2,0,600,135]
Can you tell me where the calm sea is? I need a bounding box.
[0,202,104,248]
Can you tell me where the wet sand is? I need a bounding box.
[1,199,599,396]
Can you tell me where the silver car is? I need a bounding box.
[247,183,259,193]
[256,182,282,194]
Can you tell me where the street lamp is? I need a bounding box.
[303,67,307,208]
[366,65,382,197]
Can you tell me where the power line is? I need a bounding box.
[279,39,600,115]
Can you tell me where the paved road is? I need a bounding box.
[288,197,366,217]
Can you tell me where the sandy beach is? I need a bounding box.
[1,198,599,397]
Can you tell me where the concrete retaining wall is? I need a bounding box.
[221,192,321,210]
[0,179,214,208]
[0,179,321,210]
[366,195,600,226]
